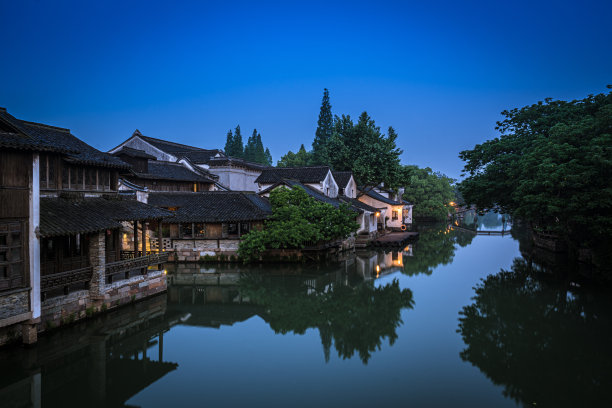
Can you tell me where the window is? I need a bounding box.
[62,166,70,189]
[228,223,238,235]
[240,223,250,235]
[181,223,193,238]
[0,221,24,291]
[86,169,97,190]
[194,223,206,238]
[392,210,398,221]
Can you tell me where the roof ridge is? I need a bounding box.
[268,165,329,170]
[139,134,211,151]
[20,120,71,133]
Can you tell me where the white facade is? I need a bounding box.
[209,166,261,192]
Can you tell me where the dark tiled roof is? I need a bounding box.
[208,156,268,170]
[132,161,215,183]
[40,196,171,237]
[255,166,330,184]
[259,179,359,213]
[339,196,379,213]
[139,134,206,154]
[179,150,225,164]
[113,146,157,160]
[332,171,353,189]
[148,192,272,223]
[0,109,128,168]
[359,187,403,206]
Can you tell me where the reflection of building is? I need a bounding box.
[353,248,410,280]
[0,294,181,408]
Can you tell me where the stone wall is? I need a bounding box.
[38,270,167,335]
[0,289,30,321]
[169,239,241,261]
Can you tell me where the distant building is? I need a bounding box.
[357,186,413,230]
[109,130,267,191]
[255,166,338,197]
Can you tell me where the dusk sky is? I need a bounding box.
[1,0,610,179]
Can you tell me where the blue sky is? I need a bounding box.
[1,0,610,179]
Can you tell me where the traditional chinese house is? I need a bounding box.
[357,186,413,231]
[147,191,272,261]
[109,130,267,191]
[255,166,339,197]
[0,107,172,346]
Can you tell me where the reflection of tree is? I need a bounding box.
[458,258,612,407]
[402,225,476,276]
[239,274,413,364]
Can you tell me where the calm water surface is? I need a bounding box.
[1,225,611,407]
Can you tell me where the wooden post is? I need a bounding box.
[157,221,163,252]
[238,222,241,237]
[133,221,138,257]
[142,221,147,256]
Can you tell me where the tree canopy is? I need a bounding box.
[238,187,359,261]
[277,144,313,167]
[223,125,272,165]
[328,112,403,187]
[402,165,455,221]
[458,89,612,249]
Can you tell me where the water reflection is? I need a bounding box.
[166,259,414,364]
[0,295,181,408]
[459,210,511,232]
[458,257,612,407]
[402,224,476,276]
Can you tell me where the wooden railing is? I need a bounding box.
[41,266,93,295]
[105,252,169,283]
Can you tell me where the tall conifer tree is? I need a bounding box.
[312,88,333,165]
[224,129,234,156]
[233,125,244,158]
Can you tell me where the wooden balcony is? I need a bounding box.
[41,266,93,298]
[105,252,169,283]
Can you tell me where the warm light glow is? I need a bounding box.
[375,212,380,217]
[376,265,380,272]
[163,270,167,275]
[449,201,456,206]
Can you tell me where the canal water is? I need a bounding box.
[1,225,611,407]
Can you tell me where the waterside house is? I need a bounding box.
[0,108,171,346]
[110,130,267,191]
[146,191,271,261]
[357,186,413,231]
[112,146,218,192]
[257,169,379,237]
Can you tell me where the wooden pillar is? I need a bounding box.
[157,221,163,252]
[142,221,147,256]
[237,222,241,237]
[133,221,139,256]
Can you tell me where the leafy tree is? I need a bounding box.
[458,88,612,251]
[238,187,359,261]
[328,112,403,188]
[312,88,334,165]
[402,165,455,221]
[277,144,313,167]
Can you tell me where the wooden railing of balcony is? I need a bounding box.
[41,266,93,298]
[105,252,169,283]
